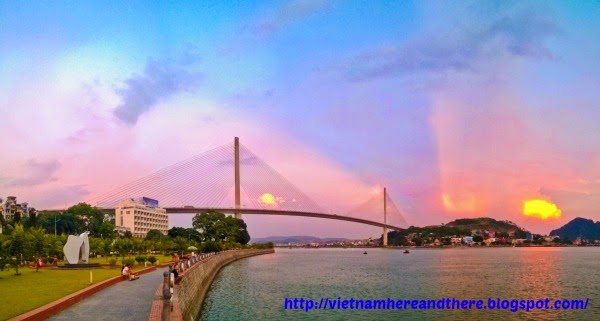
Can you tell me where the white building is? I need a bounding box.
[115,197,168,238]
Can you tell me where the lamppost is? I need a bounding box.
[54,215,61,236]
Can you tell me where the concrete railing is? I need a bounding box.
[149,249,274,321]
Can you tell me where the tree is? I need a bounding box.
[0,213,6,235]
[131,237,146,254]
[12,212,22,225]
[387,231,409,246]
[173,237,190,254]
[442,237,452,246]
[65,203,105,236]
[232,219,250,245]
[6,225,27,275]
[38,211,85,235]
[0,234,8,271]
[168,227,202,242]
[193,211,228,242]
[533,234,544,245]
[201,241,221,253]
[159,239,176,255]
[192,211,251,244]
[98,238,113,261]
[89,237,103,257]
[123,231,133,239]
[27,227,46,262]
[146,229,165,241]
[513,229,527,239]
[98,221,116,239]
[23,208,39,228]
[114,238,133,259]
[412,238,424,246]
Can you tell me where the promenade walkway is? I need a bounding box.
[46,267,167,321]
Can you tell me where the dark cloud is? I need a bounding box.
[346,9,558,81]
[4,159,61,187]
[251,0,334,38]
[113,54,202,125]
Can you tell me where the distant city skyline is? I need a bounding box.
[1,1,600,237]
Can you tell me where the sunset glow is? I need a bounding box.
[259,193,277,206]
[442,193,478,212]
[523,200,562,220]
[2,1,600,236]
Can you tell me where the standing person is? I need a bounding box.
[53,255,58,266]
[36,258,43,272]
[172,264,179,279]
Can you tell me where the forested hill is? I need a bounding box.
[549,218,600,240]
[445,217,524,233]
[398,217,527,238]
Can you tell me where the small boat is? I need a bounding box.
[363,251,368,255]
[403,250,410,254]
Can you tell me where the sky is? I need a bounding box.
[1,0,600,238]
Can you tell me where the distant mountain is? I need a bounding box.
[251,236,348,244]
[549,218,600,240]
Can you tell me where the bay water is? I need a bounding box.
[199,247,599,320]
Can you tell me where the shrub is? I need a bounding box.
[221,242,242,251]
[201,241,222,253]
[135,256,147,264]
[121,258,135,266]
[147,256,157,264]
[249,242,274,249]
[109,258,117,266]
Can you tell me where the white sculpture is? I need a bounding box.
[63,232,90,264]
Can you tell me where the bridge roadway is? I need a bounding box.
[100,207,403,230]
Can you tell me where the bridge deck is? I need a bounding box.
[98,207,403,230]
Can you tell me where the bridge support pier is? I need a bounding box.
[383,227,388,247]
[383,187,388,247]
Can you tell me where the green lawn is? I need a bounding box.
[0,266,122,320]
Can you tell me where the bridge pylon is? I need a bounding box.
[234,137,242,219]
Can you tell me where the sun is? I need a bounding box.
[259,193,277,206]
[523,199,561,220]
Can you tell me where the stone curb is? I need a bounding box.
[8,265,158,321]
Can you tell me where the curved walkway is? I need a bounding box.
[46,267,167,321]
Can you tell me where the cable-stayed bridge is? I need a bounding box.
[85,138,408,246]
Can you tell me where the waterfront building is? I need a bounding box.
[484,238,497,246]
[115,197,168,238]
[1,196,28,221]
[464,236,474,244]
[511,239,527,245]
[451,237,463,245]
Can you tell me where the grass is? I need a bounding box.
[0,254,176,319]
[0,266,122,320]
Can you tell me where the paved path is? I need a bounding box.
[47,267,168,321]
